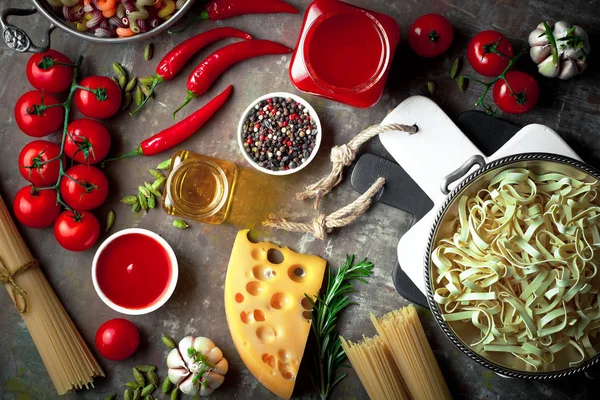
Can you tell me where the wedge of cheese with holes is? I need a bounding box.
[224,230,326,399]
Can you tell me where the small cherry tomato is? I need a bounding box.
[60,165,109,211]
[54,210,100,251]
[95,319,140,361]
[65,119,111,164]
[74,76,121,119]
[18,140,64,186]
[13,186,61,229]
[26,50,74,93]
[408,14,454,58]
[14,91,64,137]
[493,71,540,114]
[467,30,514,77]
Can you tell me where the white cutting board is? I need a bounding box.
[379,96,580,295]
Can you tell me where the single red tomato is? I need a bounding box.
[14,91,64,137]
[493,71,540,114]
[13,186,61,228]
[65,119,111,164]
[74,76,121,119]
[18,140,64,186]
[95,319,140,361]
[408,14,454,58]
[60,165,109,211]
[54,210,100,251]
[467,30,514,77]
[26,50,74,93]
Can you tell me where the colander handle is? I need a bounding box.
[1,6,56,53]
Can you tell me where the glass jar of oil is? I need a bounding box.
[162,150,237,224]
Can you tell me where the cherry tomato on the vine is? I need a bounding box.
[14,91,64,137]
[18,140,64,186]
[54,210,100,251]
[65,119,111,164]
[493,71,540,114]
[13,186,61,229]
[408,14,454,58]
[26,50,74,93]
[60,165,109,211]
[467,30,514,77]
[95,319,140,361]
[74,76,121,120]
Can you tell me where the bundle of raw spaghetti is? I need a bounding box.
[340,335,410,400]
[0,195,103,394]
[371,305,451,400]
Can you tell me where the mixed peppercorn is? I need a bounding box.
[242,97,318,172]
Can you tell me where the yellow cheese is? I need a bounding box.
[224,230,326,399]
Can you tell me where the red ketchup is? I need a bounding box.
[96,234,172,309]
[289,0,400,108]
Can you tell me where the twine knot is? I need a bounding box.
[330,144,355,166]
[0,258,38,313]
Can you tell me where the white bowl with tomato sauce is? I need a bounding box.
[92,228,178,315]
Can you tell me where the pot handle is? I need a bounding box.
[440,155,486,195]
[1,6,56,53]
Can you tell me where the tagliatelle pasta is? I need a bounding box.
[45,0,186,37]
[432,167,600,371]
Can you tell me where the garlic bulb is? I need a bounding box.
[528,21,590,79]
[167,336,228,396]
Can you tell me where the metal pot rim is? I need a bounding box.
[424,152,600,379]
[32,0,195,43]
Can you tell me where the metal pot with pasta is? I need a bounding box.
[425,154,600,378]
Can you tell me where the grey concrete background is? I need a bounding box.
[1,0,600,399]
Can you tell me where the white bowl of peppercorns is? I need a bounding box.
[238,92,322,176]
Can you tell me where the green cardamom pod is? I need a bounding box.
[125,381,138,389]
[122,92,132,110]
[148,194,156,209]
[140,84,153,98]
[132,202,141,213]
[139,185,151,198]
[147,370,159,386]
[145,396,152,400]
[113,61,127,79]
[134,86,144,106]
[140,384,155,397]
[173,220,189,230]
[135,365,156,372]
[161,375,172,393]
[124,389,133,400]
[148,169,164,180]
[104,395,117,400]
[171,388,180,400]
[427,81,436,96]
[152,178,165,191]
[118,74,127,89]
[133,367,145,387]
[105,210,115,232]
[458,75,468,91]
[132,387,141,400]
[139,192,149,211]
[162,334,176,349]
[450,58,461,80]
[121,196,138,205]
[156,158,172,170]
[144,43,153,61]
[111,76,120,87]
[139,76,155,86]
[125,77,138,93]
[145,182,162,197]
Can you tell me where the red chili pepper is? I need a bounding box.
[173,40,291,117]
[130,28,250,116]
[170,0,297,34]
[107,86,233,162]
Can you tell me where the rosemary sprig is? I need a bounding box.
[304,255,374,400]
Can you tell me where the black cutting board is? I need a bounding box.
[350,110,520,307]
